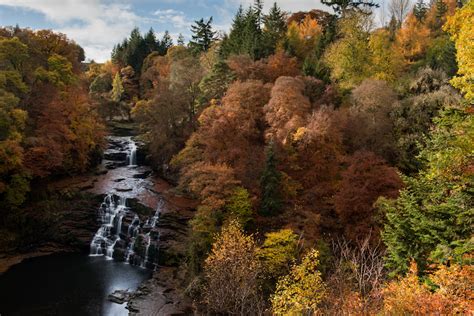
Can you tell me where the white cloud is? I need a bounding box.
[0,0,140,62]
[153,8,191,30]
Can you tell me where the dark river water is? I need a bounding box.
[0,252,151,316]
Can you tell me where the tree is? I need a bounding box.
[189,17,216,53]
[257,228,299,283]
[144,28,159,54]
[262,3,287,56]
[334,151,403,241]
[321,0,379,15]
[225,187,253,228]
[395,13,431,64]
[382,262,473,314]
[111,72,124,103]
[389,0,412,27]
[260,141,283,216]
[271,249,326,315]
[158,30,173,55]
[177,33,185,46]
[203,220,263,315]
[413,0,428,21]
[324,11,373,89]
[380,104,473,276]
[444,0,474,103]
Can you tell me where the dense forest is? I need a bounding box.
[1,0,473,314]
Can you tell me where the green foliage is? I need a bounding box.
[381,105,473,276]
[321,0,379,15]
[423,35,457,76]
[257,228,299,282]
[260,141,282,216]
[111,72,124,102]
[198,59,235,106]
[261,3,287,56]
[226,187,253,228]
[271,249,326,315]
[189,17,216,53]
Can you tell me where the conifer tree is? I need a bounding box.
[189,17,216,53]
[177,33,185,46]
[262,2,287,56]
[413,0,428,21]
[158,30,173,55]
[260,141,283,216]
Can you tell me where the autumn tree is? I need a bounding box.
[334,151,402,241]
[324,11,374,89]
[203,220,263,314]
[271,249,326,315]
[444,0,474,103]
[257,228,299,286]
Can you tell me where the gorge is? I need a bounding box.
[0,131,192,315]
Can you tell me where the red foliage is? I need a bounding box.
[334,150,403,241]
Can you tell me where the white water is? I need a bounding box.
[127,139,137,166]
[90,194,127,257]
[89,136,162,268]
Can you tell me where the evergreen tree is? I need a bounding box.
[413,0,428,21]
[124,27,148,73]
[177,33,185,46]
[158,30,173,55]
[144,28,159,54]
[198,59,235,106]
[220,5,246,57]
[380,105,473,276]
[189,17,216,53]
[262,2,287,56]
[321,0,379,15]
[260,141,283,216]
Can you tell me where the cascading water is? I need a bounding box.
[90,136,163,269]
[90,194,127,258]
[127,139,137,166]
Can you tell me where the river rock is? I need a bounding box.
[108,290,131,304]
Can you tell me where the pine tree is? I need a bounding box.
[413,0,428,21]
[125,27,148,73]
[177,33,185,46]
[158,30,173,55]
[380,105,474,276]
[144,28,158,54]
[321,0,379,15]
[189,17,216,53]
[262,2,287,56]
[220,5,246,57]
[260,141,283,216]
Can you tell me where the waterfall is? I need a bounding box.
[127,139,137,166]
[90,194,127,258]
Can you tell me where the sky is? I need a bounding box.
[0,0,384,62]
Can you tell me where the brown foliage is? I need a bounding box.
[195,80,271,188]
[334,151,403,241]
[264,76,311,143]
[227,52,300,83]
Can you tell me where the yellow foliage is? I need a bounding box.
[271,249,326,315]
[395,13,431,64]
[444,0,474,102]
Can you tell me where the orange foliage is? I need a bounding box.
[227,52,300,83]
[196,80,271,188]
[383,262,474,315]
[395,13,431,63]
